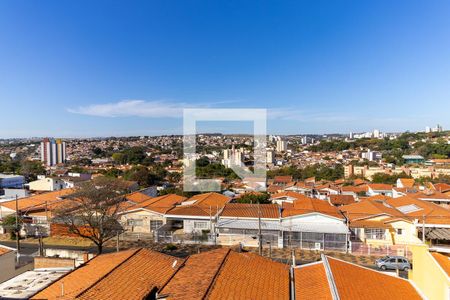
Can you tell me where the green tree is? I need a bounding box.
[371,172,411,184]
[53,177,129,254]
[19,160,45,181]
[235,192,271,204]
[0,214,22,240]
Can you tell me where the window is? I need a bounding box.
[397,228,403,235]
[364,228,385,240]
[388,258,396,263]
[127,219,143,226]
[150,220,163,231]
[194,221,208,229]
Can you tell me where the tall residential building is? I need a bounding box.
[276,140,287,152]
[361,149,382,161]
[222,147,243,168]
[373,129,380,138]
[425,124,443,133]
[266,150,275,164]
[41,138,66,166]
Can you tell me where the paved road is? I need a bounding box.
[0,241,114,255]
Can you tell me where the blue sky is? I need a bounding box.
[0,0,449,137]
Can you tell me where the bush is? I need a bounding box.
[165,243,177,251]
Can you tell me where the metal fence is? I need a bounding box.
[156,231,216,245]
[350,242,412,258]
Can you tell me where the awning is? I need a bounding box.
[217,219,281,231]
[217,219,349,234]
[418,227,450,240]
[284,222,349,234]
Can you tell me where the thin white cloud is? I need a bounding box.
[268,108,356,123]
[68,100,354,123]
[67,100,191,118]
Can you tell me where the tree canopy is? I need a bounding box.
[53,177,130,254]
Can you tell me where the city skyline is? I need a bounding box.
[1,1,450,137]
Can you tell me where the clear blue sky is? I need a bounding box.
[1,0,449,137]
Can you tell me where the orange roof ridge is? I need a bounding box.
[321,254,340,299]
[157,255,192,296]
[198,248,232,299]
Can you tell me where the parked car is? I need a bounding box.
[375,256,411,271]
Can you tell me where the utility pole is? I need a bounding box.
[422,214,426,244]
[116,231,120,252]
[258,200,262,256]
[345,211,350,254]
[15,195,20,256]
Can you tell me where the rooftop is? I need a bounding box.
[0,270,68,299]
[295,255,422,300]
[33,248,181,300]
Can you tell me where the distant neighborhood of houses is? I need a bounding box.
[0,132,449,299]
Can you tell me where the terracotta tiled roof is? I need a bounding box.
[305,176,316,183]
[32,249,138,299]
[363,194,394,202]
[165,193,231,217]
[282,196,343,219]
[33,248,181,300]
[431,252,450,277]
[124,194,187,214]
[340,198,404,222]
[77,249,180,300]
[412,190,450,200]
[398,178,415,188]
[327,256,422,299]
[329,194,355,206]
[434,183,450,193]
[166,205,219,217]
[385,196,450,225]
[353,178,366,186]
[367,183,393,191]
[392,187,418,194]
[0,189,74,212]
[124,191,153,203]
[266,184,283,194]
[187,192,231,207]
[273,176,293,184]
[159,248,230,299]
[270,191,307,200]
[334,179,345,185]
[348,219,392,229]
[206,251,290,300]
[220,203,280,219]
[293,181,313,189]
[341,185,368,193]
[295,257,421,299]
[294,263,332,299]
